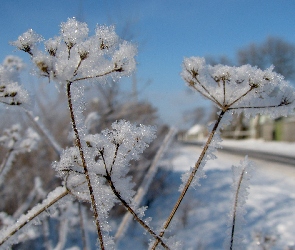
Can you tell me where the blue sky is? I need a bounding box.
[1,0,295,128]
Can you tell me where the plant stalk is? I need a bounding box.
[0,187,68,246]
[66,81,105,250]
[151,110,225,249]
[105,174,169,249]
[230,168,245,250]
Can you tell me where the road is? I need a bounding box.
[182,140,295,166]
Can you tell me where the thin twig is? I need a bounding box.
[0,149,13,176]
[114,128,176,243]
[223,80,226,106]
[228,102,292,110]
[0,186,69,246]
[189,83,223,109]
[151,110,225,249]
[66,81,105,250]
[73,59,83,77]
[230,168,245,250]
[24,109,62,155]
[99,145,170,249]
[78,203,88,250]
[72,67,122,83]
[105,173,170,249]
[110,143,120,175]
[226,86,254,108]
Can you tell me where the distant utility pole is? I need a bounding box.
[76,0,85,22]
[132,74,138,102]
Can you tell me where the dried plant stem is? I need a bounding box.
[105,174,169,249]
[24,109,62,155]
[0,148,13,176]
[78,203,88,250]
[115,128,176,243]
[230,168,246,250]
[66,81,105,250]
[0,187,68,246]
[151,110,225,249]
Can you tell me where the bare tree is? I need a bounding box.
[238,37,295,81]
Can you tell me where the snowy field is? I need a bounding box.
[119,140,295,249]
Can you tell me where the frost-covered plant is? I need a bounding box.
[151,57,295,249]
[0,124,39,183]
[0,55,61,155]
[225,156,255,249]
[0,56,28,106]
[0,18,170,250]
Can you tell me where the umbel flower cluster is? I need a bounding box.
[4,18,168,250]
[2,17,295,250]
[182,57,295,118]
[11,18,137,85]
[53,120,156,205]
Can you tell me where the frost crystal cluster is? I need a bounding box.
[182,57,295,118]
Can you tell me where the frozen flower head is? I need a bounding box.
[11,18,137,85]
[0,124,39,152]
[60,18,89,49]
[95,25,118,50]
[182,57,295,118]
[3,56,25,71]
[53,120,156,202]
[0,56,29,106]
[10,29,43,55]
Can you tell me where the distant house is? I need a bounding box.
[257,115,295,142]
[221,114,295,142]
[184,124,208,141]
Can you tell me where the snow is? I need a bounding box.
[221,138,295,157]
[186,124,204,135]
[119,141,295,249]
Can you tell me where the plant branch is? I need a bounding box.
[185,67,223,108]
[110,143,120,175]
[228,102,293,110]
[226,86,254,108]
[0,186,68,247]
[98,147,169,249]
[105,173,170,249]
[0,148,13,177]
[66,81,105,250]
[24,109,62,156]
[72,66,123,83]
[78,203,89,250]
[223,80,226,106]
[195,77,223,108]
[151,110,225,249]
[189,83,223,109]
[73,59,83,77]
[230,168,245,250]
[115,128,177,243]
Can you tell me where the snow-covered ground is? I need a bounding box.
[221,139,295,157]
[119,140,295,249]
